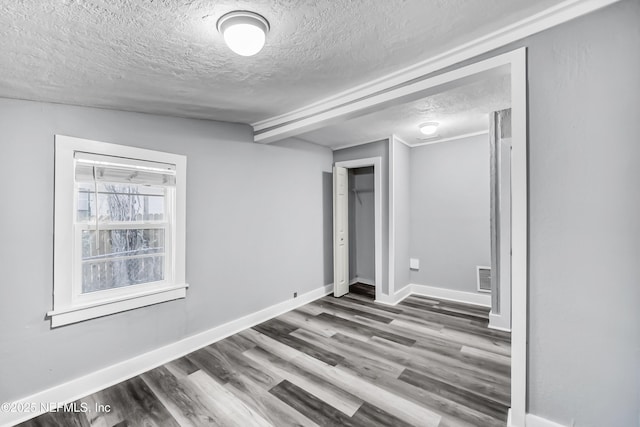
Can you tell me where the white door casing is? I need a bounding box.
[333,166,349,297]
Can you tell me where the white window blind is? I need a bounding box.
[74,152,176,186]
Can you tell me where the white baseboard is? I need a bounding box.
[489,311,512,332]
[0,284,333,427]
[374,283,490,307]
[526,414,569,427]
[508,411,569,427]
[375,284,412,306]
[374,292,396,305]
[393,284,413,304]
[410,284,491,307]
[349,277,375,287]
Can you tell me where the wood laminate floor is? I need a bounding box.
[18,284,511,427]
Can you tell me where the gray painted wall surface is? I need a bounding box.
[392,138,412,292]
[348,167,375,283]
[333,139,389,295]
[521,2,640,425]
[408,1,640,423]
[0,99,333,403]
[409,134,491,294]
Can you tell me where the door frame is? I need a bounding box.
[334,157,383,301]
[329,49,527,425]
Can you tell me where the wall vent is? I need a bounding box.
[477,266,491,293]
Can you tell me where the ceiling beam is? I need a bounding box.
[252,0,620,144]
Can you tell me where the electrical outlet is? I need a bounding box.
[293,292,298,298]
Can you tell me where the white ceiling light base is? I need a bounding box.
[217,11,270,57]
[419,122,439,136]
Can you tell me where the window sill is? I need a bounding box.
[47,284,188,327]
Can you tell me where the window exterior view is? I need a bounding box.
[77,182,168,293]
[48,136,187,327]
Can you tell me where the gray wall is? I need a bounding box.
[522,2,640,425]
[348,167,375,283]
[409,134,491,294]
[403,1,640,423]
[391,137,412,292]
[0,98,333,403]
[334,139,390,295]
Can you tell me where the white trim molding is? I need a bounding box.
[411,130,489,148]
[376,283,413,306]
[375,284,491,308]
[411,284,491,307]
[489,312,512,332]
[1,284,333,427]
[296,47,532,427]
[509,45,528,427]
[331,137,388,152]
[334,157,383,303]
[525,414,569,427]
[388,136,396,298]
[51,135,188,327]
[252,0,620,143]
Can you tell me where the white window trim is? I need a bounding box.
[49,135,188,327]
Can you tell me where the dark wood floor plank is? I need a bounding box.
[223,373,322,427]
[19,290,510,427]
[279,309,340,338]
[170,356,201,376]
[290,328,405,380]
[276,347,443,426]
[350,401,415,427]
[348,283,376,298]
[208,338,281,390]
[140,365,218,426]
[185,347,236,384]
[316,312,416,346]
[269,380,359,427]
[185,370,273,426]
[369,336,510,405]
[18,409,90,427]
[243,345,364,416]
[342,292,405,314]
[326,332,510,406]
[399,367,509,421]
[252,321,346,366]
[93,377,180,427]
[353,364,505,427]
[310,297,394,324]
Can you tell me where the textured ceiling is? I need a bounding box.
[299,74,511,149]
[0,0,557,124]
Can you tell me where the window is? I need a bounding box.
[49,135,187,327]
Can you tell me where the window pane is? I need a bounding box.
[77,183,96,222]
[76,183,165,223]
[82,229,165,259]
[82,256,165,293]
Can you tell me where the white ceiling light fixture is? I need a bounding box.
[419,121,439,136]
[217,11,270,57]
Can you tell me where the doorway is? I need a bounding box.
[333,157,383,301]
[316,49,526,425]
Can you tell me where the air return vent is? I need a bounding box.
[477,266,491,293]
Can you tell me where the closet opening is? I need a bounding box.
[332,157,383,301]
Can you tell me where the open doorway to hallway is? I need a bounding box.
[295,49,527,424]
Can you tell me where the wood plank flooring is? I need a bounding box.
[18,284,511,426]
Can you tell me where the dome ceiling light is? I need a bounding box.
[419,122,439,136]
[216,11,270,57]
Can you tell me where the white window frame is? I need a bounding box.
[48,135,188,327]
